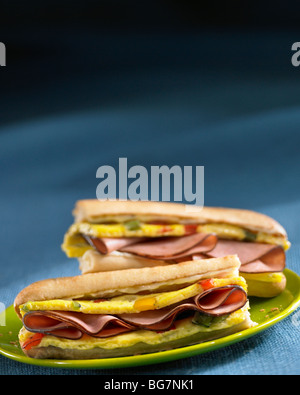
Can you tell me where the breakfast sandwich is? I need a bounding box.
[15,256,254,359]
[62,200,289,298]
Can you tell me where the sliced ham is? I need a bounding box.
[119,233,218,259]
[22,285,247,340]
[84,236,145,254]
[23,310,136,339]
[119,285,247,330]
[201,240,286,273]
[83,233,285,274]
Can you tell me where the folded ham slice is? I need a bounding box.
[119,285,247,329]
[23,311,136,339]
[86,234,217,259]
[120,233,218,260]
[83,233,285,274]
[84,236,145,254]
[22,285,247,340]
[200,240,286,273]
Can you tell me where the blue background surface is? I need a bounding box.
[0,1,300,375]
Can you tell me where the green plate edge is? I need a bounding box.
[0,268,299,370]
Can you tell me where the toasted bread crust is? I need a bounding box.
[79,250,168,274]
[73,200,287,237]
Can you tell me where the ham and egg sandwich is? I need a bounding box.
[15,256,254,359]
[62,200,289,298]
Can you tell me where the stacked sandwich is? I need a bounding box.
[14,200,290,360]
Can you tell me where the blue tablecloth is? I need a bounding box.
[0,28,300,375]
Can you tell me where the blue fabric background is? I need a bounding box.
[0,6,300,374]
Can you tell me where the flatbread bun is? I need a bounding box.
[73,200,287,237]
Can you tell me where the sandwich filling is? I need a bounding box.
[62,222,288,276]
[18,276,250,353]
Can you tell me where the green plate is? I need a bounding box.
[1,268,300,369]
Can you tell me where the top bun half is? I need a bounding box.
[73,200,287,238]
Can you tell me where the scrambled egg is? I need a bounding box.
[197,223,290,250]
[20,277,247,316]
[62,221,289,258]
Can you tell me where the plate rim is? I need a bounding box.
[1,268,300,369]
